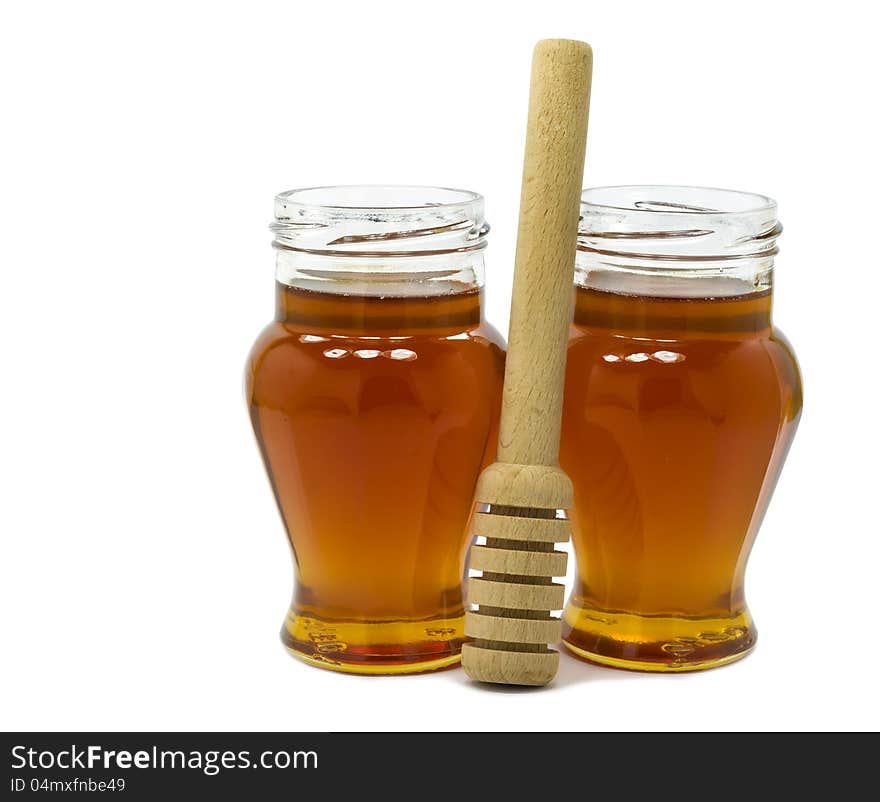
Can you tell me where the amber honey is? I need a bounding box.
[560,280,802,671]
[246,283,504,673]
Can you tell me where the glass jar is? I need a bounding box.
[245,186,505,675]
[560,185,802,671]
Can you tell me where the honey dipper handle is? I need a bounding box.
[498,39,592,466]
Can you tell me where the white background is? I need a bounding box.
[2,0,877,732]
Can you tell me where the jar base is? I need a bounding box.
[281,610,464,676]
[562,604,756,673]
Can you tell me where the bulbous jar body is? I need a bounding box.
[246,186,505,674]
[560,186,802,672]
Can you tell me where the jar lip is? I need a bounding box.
[275,184,483,214]
[577,185,780,271]
[581,185,776,217]
[272,185,488,258]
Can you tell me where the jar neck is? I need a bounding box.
[575,254,776,304]
[577,185,780,309]
[271,184,488,306]
[275,248,486,298]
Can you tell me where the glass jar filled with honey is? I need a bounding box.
[246,186,505,675]
[560,186,802,672]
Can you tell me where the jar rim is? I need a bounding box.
[581,185,776,218]
[275,184,483,214]
[272,185,488,256]
[577,185,780,286]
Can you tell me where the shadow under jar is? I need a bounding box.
[245,186,505,675]
[560,186,802,672]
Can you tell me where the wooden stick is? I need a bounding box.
[462,39,592,686]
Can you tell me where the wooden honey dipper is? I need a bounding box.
[461,39,593,686]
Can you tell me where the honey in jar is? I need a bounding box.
[560,186,802,672]
[245,186,504,674]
